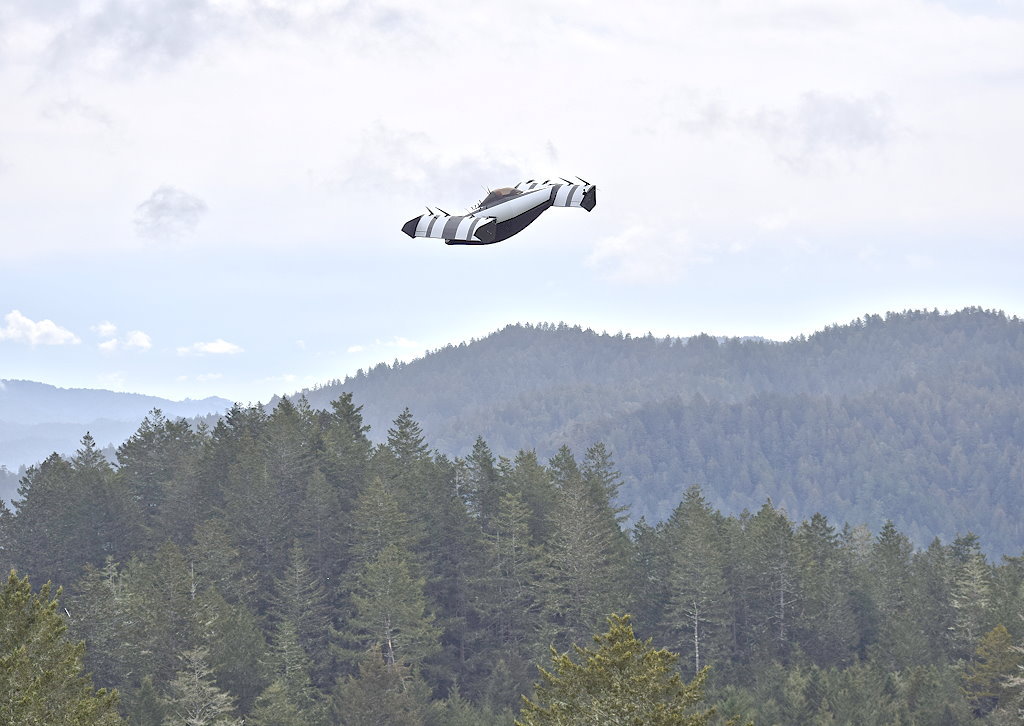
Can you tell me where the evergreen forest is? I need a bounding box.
[293,307,1024,555]
[3,392,1024,724]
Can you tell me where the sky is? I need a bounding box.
[1,0,1023,404]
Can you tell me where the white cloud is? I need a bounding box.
[0,310,80,345]
[586,226,713,285]
[93,321,118,338]
[95,324,152,351]
[177,339,244,355]
[751,92,895,172]
[347,344,365,353]
[134,185,208,241]
[122,330,153,350]
[197,372,223,381]
[380,336,419,349]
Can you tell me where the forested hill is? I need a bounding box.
[0,380,231,470]
[292,307,1024,555]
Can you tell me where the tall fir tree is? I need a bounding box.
[738,501,799,665]
[0,571,124,725]
[949,533,993,658]
[346,543,441,670]
[115,409,201,548]
[464,436,502,527]
[543,447,630,651]
[161,647,242,726]
[793,513,858,668]
[517,614,714,726]
[268,541,336,689]
[660,486,731,676]
[330,646,438,726]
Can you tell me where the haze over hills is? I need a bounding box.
[287,307,1024,554]
[5,307,1024,554]
[0,380,232,471]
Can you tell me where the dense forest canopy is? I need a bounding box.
[2,389,1024,724]
[286,307,1024,555]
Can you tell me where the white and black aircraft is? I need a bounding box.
[401,178,596,245]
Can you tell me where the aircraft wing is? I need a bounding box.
[514,179,597,212]
[401,212,497,244]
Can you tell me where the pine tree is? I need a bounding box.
[299,468,346,585]
[66,558,145,692]
[517,614,715,726]
[115,409,201,547]
[330,646,438,726]
[661,486,731,676]
[506,449,558,544]
[346,476,419,573]
[247,679,316,726]
[346,543,441,670]
[949,533,993,658]
[0,570,124,725]
[580,443,628,523]
[0,500,12,573]
[187,519,257,608]
[442,684,510,726]
[868,521,928,669]
[544,447,630,651]
[962,624,1023,716]
[738,501,799,664]
[911,537,955,662]
[482,492,547,655]
[161,647,242,726]
[268,541,335,689]
[320,393,373,497]
[193,587,269,714]
[464,436,502,526]
[125,675,166,726]
[266,618,321,716]
[130,542,202,684]
[11,438,128,587]
[793,513,858,668]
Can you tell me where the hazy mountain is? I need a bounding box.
[288,307,1024,554]
[0,380,231,470]
[7,307,1024,554]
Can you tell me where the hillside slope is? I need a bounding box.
[0,380,231,469]
[293,308,1024,553]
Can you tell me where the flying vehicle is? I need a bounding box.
[401,178,597,245]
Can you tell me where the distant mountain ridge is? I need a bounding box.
[6,308,1024,554]
[0,380,231,470]
[286,307,1024,554]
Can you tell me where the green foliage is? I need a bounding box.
[331,647,438,726]
[347,543,441,669]
[124,676,165,726]
[161,647,242,726]
[544,447,630,650]
[8,378,1024,724]
[962,624,1023,716]
[296,308,1024,557]
[661,486,731,676]
[0,570,124,725]
[517,613,715,726]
